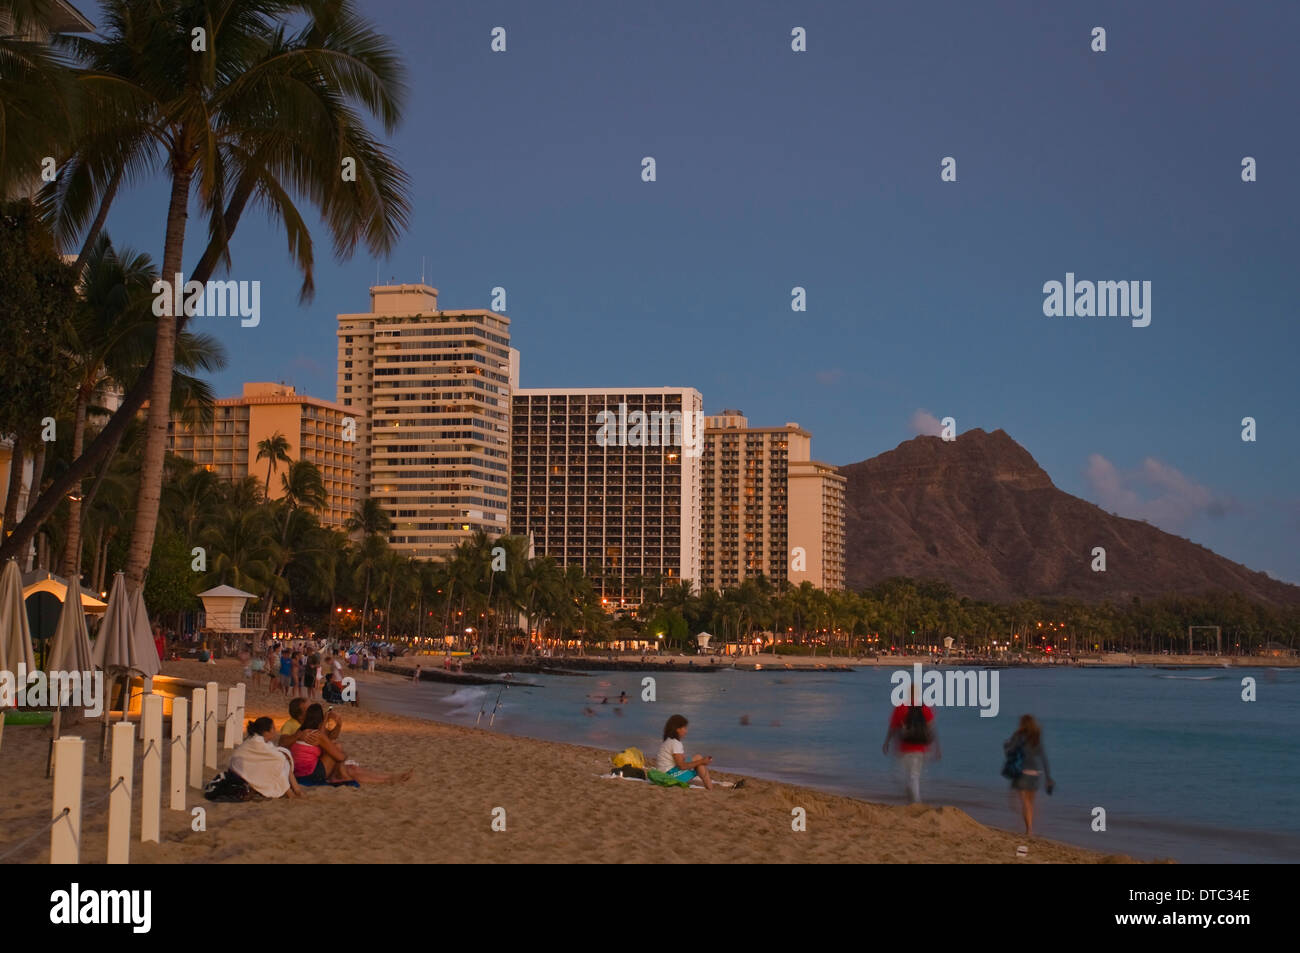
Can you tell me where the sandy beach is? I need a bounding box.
[0,658,1138,864]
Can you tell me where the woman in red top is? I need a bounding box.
[286,704,411,786]
[883,691,940,804]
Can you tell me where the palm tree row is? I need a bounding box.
[635,576,1300,656]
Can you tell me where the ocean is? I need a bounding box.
[363,664,1300,863]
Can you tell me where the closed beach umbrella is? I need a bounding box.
[129,586,161,679]
[45,579,97,772]
[47,585,94,675]
[90,572,133,673]
[0,559,36,674]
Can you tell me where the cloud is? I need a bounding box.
[909,409,943,437]
[815,368,843,386]
[1086,454,1232,529]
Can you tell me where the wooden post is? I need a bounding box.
[204,680,219,769]
[189,687,205,789]
[170,696,188,811]
[232,683,246,740]
[50,736,84,864]
[223,687,238,750]
[141,694,163,843]
[107,721,134,864]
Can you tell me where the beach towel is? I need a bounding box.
[229,735,295,798]
[646,768,691,788]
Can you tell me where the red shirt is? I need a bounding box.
[889,704,934,752]
[154,634,165,660]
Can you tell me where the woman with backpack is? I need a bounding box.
[1003,714,1054,835]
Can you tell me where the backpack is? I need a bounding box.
[204,769,256,802]
[899,705,932,745]
[1001,735,1025,780]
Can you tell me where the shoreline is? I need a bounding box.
[387,651,1300,677]
[0,658,1140,864]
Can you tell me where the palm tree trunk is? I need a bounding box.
[58,393,91,578]
[3,431,27,534]
[73,166,123,279]
[123,160,195,593]
[25,442,47,570]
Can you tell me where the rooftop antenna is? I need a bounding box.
[421,256,426,285]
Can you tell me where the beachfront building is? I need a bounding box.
[700,410,845,591]
[510,385,704,607]
[337,284,511,558]
[166,382,356,529]
[789,455,847,591]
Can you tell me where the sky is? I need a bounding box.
[85,0,1300,584]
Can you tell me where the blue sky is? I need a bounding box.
[87,0,1300,583]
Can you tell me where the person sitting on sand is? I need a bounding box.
[290,704,410,786]
[231,717,303,799]
[278,697,307,743]
[656,714,714,790]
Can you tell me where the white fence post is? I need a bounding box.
[204,680,219,769]
[232,683,246,742]
[189,687,205,789]
[223,687,238,750]
[170,696,188,811]
[107,721,134,864]
[141,694,163,843]
[50,736,84,864]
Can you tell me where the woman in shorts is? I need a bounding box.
[1004,714,1054,836]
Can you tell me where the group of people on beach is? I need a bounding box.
[650,697,1053,837]
[881,693,1054,835]
[219,697,410,801]
[245,642,362,706]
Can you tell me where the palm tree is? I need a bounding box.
[0,0,81,199]
[46,0,411,594]
[346,497,392,539]
[255,432,292,497]
[1,0,411,566]
[57,235,166,577]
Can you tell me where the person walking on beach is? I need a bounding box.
[656,714,715,790]
[268,645,283,694]
[883,690,939,804]
[412,664,422,684]
[1003,715,1054,836]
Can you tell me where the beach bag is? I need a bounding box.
[204,769,256,802]
[900,705,932,745]
[611,747,646,770]
[611,765,647,780]
[1001,736,1025,780]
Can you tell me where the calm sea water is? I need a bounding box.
[365,665,1300,863]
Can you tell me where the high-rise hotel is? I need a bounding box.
[337,285,511,557]
[701,410,845,591]
[510,385,704,606]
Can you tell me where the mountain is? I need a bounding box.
[840,428,1300,606]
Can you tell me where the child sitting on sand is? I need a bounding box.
[656,714,714,790]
